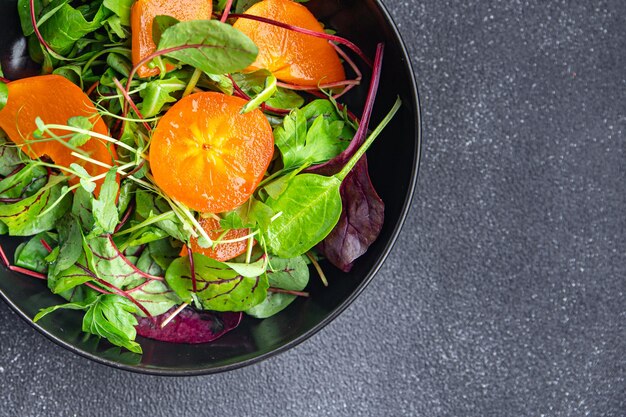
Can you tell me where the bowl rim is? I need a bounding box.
[0,0,423,376]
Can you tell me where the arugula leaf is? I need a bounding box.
[245,255,309,318]
[82,294,142,353]
[92,169,119,234]
[14,232,56,273]
[0,177,71,236]
[157,20,258,75]
[165,253,268,311]
[138,77,186,118]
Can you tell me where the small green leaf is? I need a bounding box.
[92,169,119,234]
[14,233,56,273]
[139,77,185,117]
[0,81,8,112]
[67,116,93,147]
[103,0,133,26]
[157,20,258,75]
[240,74,277,114]
[50,214,83,277]
[224,256,267,278]
[152,15,180,45]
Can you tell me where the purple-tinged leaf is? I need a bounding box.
[317,156,384,272]
[135,307,242,344]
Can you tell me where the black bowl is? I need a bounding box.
[0,0,421,374]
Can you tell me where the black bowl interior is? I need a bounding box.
[0,0,421,374]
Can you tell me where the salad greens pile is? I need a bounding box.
[0,0,401,353]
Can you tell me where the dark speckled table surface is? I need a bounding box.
[1,0,625,416]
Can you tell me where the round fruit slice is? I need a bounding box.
[149,92,274,213]
[0,75,115,194]
[182,217,250,262]
[131,0,213,78]
[233,0,345,86]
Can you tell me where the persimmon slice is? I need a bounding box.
[233,0,346,86]
[131,0,213,78]
[0,75,115,194]
[181,217,250,261]
[149,92,274,213]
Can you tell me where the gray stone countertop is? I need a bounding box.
[1,0,624,416]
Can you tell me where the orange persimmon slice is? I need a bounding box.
[0,75,115,194]
[233,0,346,86]
[181,217,250,262]
[149,92,274,213]
[131,0,213,78]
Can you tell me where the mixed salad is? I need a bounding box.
[0,0,400,353]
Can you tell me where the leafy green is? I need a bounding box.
[72,186,95,231]
[0,164,48,199]
[83,234,145,289]
[14,232,56,273]
[274,101,351,171]
[0,177,71,236]
[103,0,132,26]
[245,255,309,318]
[0,81,7,112]
[67,116,93,147]
[165,253,268,311]
[232,70,304,110]
[156,20,258,75]
[127,280,181,317]
[37,1,108,55]
[82,294,142,353]
[152,15,179,45]
[138,77,185,118]
[48,261,93,294]
[33,298,94,322]
[0,137,24,176]
[135,190,188,242]
[92,169,119,234]
[263,174,342,258]
[50,214,83,277]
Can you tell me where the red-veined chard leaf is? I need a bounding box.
[165,253,269,312]
[0,137,23,176]
[83,234,147,289]
[0,176,71,236]
[136,307,242,344]
[156,20,258,75]
[0,164,47,199]
[50,214,83,277]
[126,279,181,317]
[245,255,309,319]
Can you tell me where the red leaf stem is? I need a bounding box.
[0,243,10,267]
[114,201,135,233]
[9,265,46,279]
[220,0,234,22]
[112,78,152,132]
[0,76,10,84]
[29,0,55,54]
[268,287,309,297]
